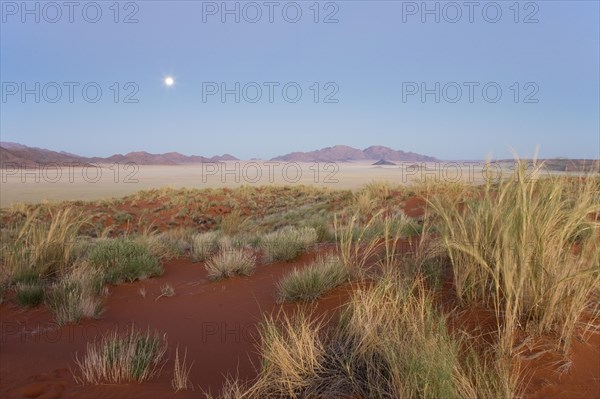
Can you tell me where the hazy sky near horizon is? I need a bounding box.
[1,1,599,160]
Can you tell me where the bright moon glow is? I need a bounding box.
[164,76,175,86]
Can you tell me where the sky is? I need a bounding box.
[1,0,599,160]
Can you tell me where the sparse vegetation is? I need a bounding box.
[276,255,349,303]
[2,208,88,283]
[46,265,104,325]
[191,231,221,262]
[429,163,600,353]
[15,282,44,307]
[205,248,257,280]
[75,328,168,384]
[226,275,515,399]
[88,239,162,284]
[261,226,318,262]
[171,346,194,392]
[1,171,598,397]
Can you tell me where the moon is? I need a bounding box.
[164,76,175,87]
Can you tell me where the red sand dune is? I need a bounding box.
[1,243,598,398]
[1,248,351,399]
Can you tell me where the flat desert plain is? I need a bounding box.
[1,161,529,206]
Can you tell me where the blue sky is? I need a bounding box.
[1,1,598,160]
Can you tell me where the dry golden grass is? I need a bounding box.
[216,274,517,399]
[275,255,349,303]
[171,345,194,392]
[205,248,257,280]
[3,207,88,281]
[191,231,221,262]
[46,261,104,325]
[429,163,600,353]
[75,327,168,384]
[261,226,318,262]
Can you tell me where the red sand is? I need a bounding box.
[1,248,351,398]
[1,235,598,398]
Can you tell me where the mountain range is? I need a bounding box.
[0,142,437,167]
[0,142,237,168]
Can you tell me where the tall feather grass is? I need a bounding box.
[216,275,516,399]
[75,327,167,384]
[429,161,600,353]
[2,208,88,282]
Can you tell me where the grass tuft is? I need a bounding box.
[429,163,600,353]
[75,327,167,384]
[46,262,104,325]
[171,345,194,392]
[88,239,162,284]
[205,248,256,281]
[261,226,318,262]
[191,231,221,262]
[276,255,349,303]
[15,282,44,307]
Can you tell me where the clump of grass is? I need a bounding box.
[3,208,88,281]
[404,235,448,290]
[75,327,168,384]
[219,209,249,236]
[215,275,517,399]
[261,226,318,262]
[334,212,386,276]
[15,282,44,307]
[302,215,335,243]
[205,248,256,281]
[135,229,189,261]
[45,264,104,325]
[429,162,600,353]
[363,211,421,240]
[253,313,326,398]
[87,239,162,284]
[203,376,252,399]
[171,345,194,392]
[191,231,220,262]
[276,255,349,303]
[329,277,469,399]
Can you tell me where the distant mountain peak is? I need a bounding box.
[272,145,437,163]
[373,159,397,166]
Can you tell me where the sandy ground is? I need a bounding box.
[1,193,598,398]
[1,160,521,206]
[2,249,598,398]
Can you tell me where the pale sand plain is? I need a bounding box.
[0,160,537,206]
